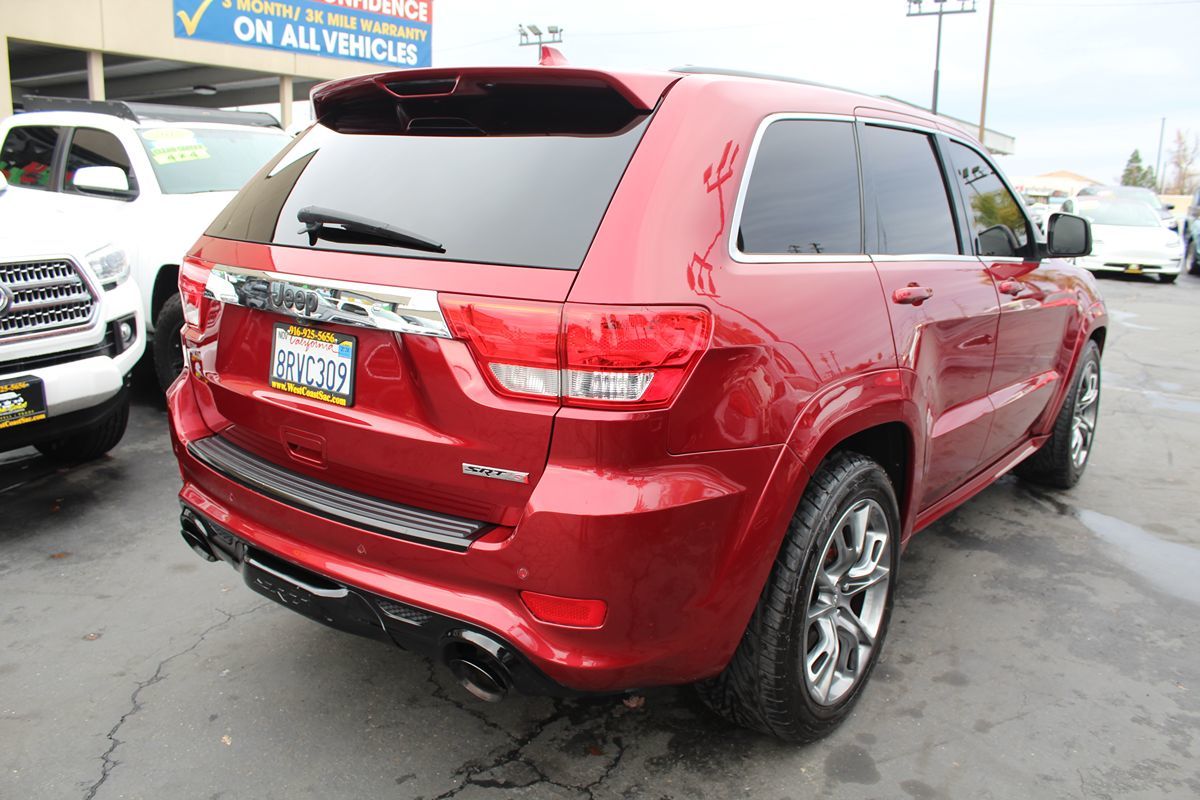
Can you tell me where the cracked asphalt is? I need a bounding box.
[3,271,1199,800]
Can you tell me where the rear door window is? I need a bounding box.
[946,141,1031,258]
[737,119,862,256]
[207,117,651,270]
[64,128,137,196]
[1,125,61,189]
[860,124,960,255]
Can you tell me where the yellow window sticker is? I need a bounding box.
[150,142,211,165]
[141,127,196,141]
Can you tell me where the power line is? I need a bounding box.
[1010,0,1200,6]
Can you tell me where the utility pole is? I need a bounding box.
[1154,116,1166,193]
[517,24,564,63]
[978,0,996,144]
[906,0,977,116]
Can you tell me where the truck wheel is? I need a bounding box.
[696,451,899,742]
[1015,340,1101,489]
[35,395,130,464]
[153,293,186,393]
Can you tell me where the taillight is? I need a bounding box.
[439,297,562,400]
[439,296,711,409]
[179,256,213,332]
[563,305,711,408]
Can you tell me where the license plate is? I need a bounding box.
[1125,265,1143,274]
[0,375,48,430]
[269,323,356,407]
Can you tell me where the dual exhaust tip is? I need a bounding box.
[179,509,514,702]
[179,510,218,562]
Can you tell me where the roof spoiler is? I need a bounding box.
[311,66,679,135]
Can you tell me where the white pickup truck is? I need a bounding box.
[0,189,144,461]
[0,98,291,389]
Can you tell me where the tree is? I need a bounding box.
[1166,130,1199,195]
[1120,149,1157,189]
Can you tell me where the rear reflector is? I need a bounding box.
[520,591,607,628]
[439,296,712,409]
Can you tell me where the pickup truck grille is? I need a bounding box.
[0,259,97,340]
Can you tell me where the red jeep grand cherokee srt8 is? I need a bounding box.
[166,64,1105,741]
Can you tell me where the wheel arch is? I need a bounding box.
[786,370,923,540]
[151,264,180,324]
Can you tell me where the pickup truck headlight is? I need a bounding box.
[87,245,130,290]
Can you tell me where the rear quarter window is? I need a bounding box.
[737,119,862,256]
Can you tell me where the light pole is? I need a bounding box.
[517,24,564,62]
[906,0,977,116]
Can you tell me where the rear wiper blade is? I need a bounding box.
[297,206,446,254]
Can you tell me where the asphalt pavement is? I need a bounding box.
[3,271,1199,800]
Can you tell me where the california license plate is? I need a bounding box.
[0,375,48,430]
[269,323,356,407]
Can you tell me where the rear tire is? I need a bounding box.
[1015,340,1101,489]
[696,451,899,742]
[153,293,185,393]
[35,395,130,464]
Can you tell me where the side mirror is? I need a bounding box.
[1164,203,1175,211]
[1046,212,1091,258]
[72,166,131,195]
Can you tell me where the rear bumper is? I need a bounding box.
[180,505,575,697]
[168,373,796,693]
[1078,256,1182,275]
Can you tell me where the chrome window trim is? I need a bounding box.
[728,113,870,265]
[871,253,979,263]
[0,254,100,345]
[205,264,451,339]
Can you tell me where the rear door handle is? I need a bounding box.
[997,280,1023,296]
[892,285,934,305]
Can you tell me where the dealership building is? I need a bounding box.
[0,0,434,124]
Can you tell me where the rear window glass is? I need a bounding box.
[738,120,862,256]
[861,124,960,255]
[1,125,60,189]
[206,117,651,270]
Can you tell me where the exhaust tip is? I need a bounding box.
[448,657,508,703]
[180,510,218,562]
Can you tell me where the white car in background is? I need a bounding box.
[0,186,144,461]
[1063,196,1184,283]
[0,98,291,389]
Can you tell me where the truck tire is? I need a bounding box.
[153,293,185,393]
[35,395,130,463]
[1014,340,1101,489]
[696,451,899,742]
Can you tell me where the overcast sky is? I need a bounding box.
[416,0,1200,185]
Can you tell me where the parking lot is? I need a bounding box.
[2,271,1198,800]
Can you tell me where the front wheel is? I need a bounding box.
[152,293,186,393]
[35,395,130,464]
[696,451,899,742]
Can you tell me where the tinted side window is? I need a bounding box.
[861,125,959,255]
[947,142,1029,257]
[1,126,60,189]
[65,128,137,195]
[738,120,861,255]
